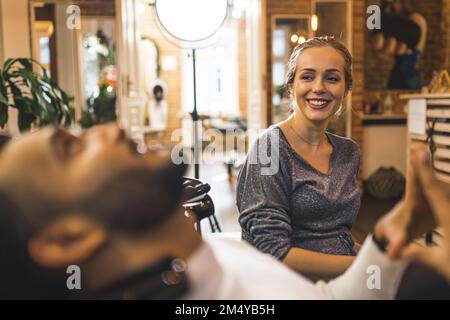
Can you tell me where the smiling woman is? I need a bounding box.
[237,36,361,281]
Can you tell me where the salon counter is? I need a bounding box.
[360,112,408,180]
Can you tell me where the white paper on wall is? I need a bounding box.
[408,99,427,135]
[161,56,177,71]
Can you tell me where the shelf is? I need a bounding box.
[400,93,450,100]
[404,93,450,186]
[358,112,407,126]
[359,112,407,120]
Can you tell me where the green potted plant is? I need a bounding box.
[0,58,74,132]
[79,29,117,128]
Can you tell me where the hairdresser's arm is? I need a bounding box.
[317,144,450,299]
[316,233,409,299]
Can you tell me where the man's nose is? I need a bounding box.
[89,123,126,143]
[112,125,126,142]
[108,124,126,143]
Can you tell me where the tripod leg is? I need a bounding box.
[196,219,202,235]
[208,216,215,233]
[212,215,222,232]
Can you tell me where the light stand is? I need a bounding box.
[152,0,229,232]
[152,0,230,179]
[191,49,200,178]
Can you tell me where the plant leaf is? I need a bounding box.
[0,102,8,128]
[0,90,7,105]
[17,109,36,131]
[0,58,74,131]
[2,58,15,73]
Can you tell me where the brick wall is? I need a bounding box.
[443,0,450,70]
[352,0,365,175]
[365,0,446,90]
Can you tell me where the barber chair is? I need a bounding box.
[181,177,221,234]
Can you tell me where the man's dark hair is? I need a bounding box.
[0,190,69,299]
[153,85,163,96]
[0,161,186,298]
[0,134,11,151]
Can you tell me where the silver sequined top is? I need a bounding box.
[237,126,361,260]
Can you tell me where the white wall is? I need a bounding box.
[0,0,30,58]
[181,23,240,117]
[0,0,31,135]
[362,124,407,179]
[246,0,267,142]
[55,3,83,120]
[0,1,3,64]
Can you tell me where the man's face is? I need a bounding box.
[0,123,171,204]
[0,123,189,295]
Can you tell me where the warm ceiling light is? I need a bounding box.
[298,35,306,45]
[290,34,299,43]
[311,14,318,31]
[35,21,54,37]
[33,2,45,8]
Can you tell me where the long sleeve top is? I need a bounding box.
[237,126,361,259]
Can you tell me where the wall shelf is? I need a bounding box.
[399,93,450,100]
[358,112,407,126]
[402,93,450,185]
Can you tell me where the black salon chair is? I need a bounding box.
[181,177,221,234]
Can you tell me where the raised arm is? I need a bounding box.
[318,143,450,299]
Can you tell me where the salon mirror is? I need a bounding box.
[271,15,311,124]
[313,0,352,137]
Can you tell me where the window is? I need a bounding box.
[182,22,240,117]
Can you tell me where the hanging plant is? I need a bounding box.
[0,58,74,132]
